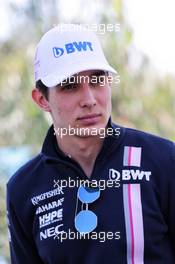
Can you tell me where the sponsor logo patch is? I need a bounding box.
[53,41,93,58]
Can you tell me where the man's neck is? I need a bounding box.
[56,135,104,178]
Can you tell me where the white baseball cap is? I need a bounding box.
[34,24,117,87]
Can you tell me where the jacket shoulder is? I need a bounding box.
[125,127,175,158]
[126,126,173,143]
[7,154,43,192]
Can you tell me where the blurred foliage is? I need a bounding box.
[0,0,175,261]
[0,179,10,263]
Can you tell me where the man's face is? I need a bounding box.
[47,70,112,137]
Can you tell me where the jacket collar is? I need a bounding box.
[41,117,125,162]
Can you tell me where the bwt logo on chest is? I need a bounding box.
[109,169,152,182]
[53,41,93,58]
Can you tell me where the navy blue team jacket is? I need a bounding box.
[7,120,175,264]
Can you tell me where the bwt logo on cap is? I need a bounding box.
[53,41,93,58]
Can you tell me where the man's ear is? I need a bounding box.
[32,88,51,112]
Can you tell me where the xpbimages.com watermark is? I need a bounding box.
[54,125,121,139]
[53,23,120,35]
[54,229,121,243]
[53,177,121,190]
[54,71,120,88]
[58,72,120,86]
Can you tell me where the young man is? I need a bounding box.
[7,24,175,264]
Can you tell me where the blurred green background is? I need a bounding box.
[0,0,175,262]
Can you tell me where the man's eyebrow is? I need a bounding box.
[56,76,76,88]
[55,70,107,88]
[90,70,107,77]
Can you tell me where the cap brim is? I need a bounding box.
[41,62,117,87]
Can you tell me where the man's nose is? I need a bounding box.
[79,83,97,108]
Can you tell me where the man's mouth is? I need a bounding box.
[77,114,101,125]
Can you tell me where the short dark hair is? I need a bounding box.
[36,80,49,100]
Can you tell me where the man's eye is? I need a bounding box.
[61,83,77,91]
[90,75,106,86]
[96,76,102,83]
